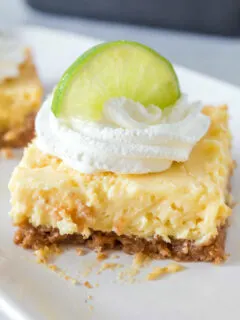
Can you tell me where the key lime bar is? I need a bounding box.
[9,105,232,262]
[9,41,233,262]
[0,49,42,148]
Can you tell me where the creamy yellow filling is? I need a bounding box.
[0,51,42,132]
[9,106,233,243]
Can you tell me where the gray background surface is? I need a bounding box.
[1,0,240,319]
[26,0,240,36]
[2,0,240,87]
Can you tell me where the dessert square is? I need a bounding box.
[0,50,42,148]
[9,105,233,262]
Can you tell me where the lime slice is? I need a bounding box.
[52,41,181,120]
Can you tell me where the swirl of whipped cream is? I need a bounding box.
[0,30,26,83]
[36,95,210,174]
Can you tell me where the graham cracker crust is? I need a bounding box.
[0,112,36,148]
[14,223,227,263]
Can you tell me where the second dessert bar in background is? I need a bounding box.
[0,31,42,148]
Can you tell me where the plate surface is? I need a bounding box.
[1,26,240,320]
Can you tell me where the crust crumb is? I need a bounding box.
[83,266,93,277]
[96,251,108,261]
[1,148,14,159]
[34,244,62,264]
[48,264,79,284]
[76,248,87,256]
[88,305,94,312]
[48,264,57,271]
[65,275,77,285]
[35,246,51,264]
[82,261,98,277]
[147,263,185,280]
[133,252,151,268]
[117,268,138,284]
[117,253,152,284]
[84,281,93,289]
[98,263,123,274]
[213,255,227,265]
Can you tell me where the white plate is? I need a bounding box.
[1,26,240,320]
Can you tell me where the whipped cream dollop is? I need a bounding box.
[36,95,210,174]
[0,30,26,83]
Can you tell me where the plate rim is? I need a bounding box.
[1,24,240,320]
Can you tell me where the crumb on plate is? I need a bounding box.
[48,264,79,285]
[34,244,62,264]
[76,248,87,256]
[97,262,123,274]
[111,255,120,259]
[1,148,14,159]
[84,281,93,289]
[96,251,108,261]
[147,263,185,280]
[82,261,98,277]
[117,253,152,284]
[88,305,94,312]
[132,252,151,268]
